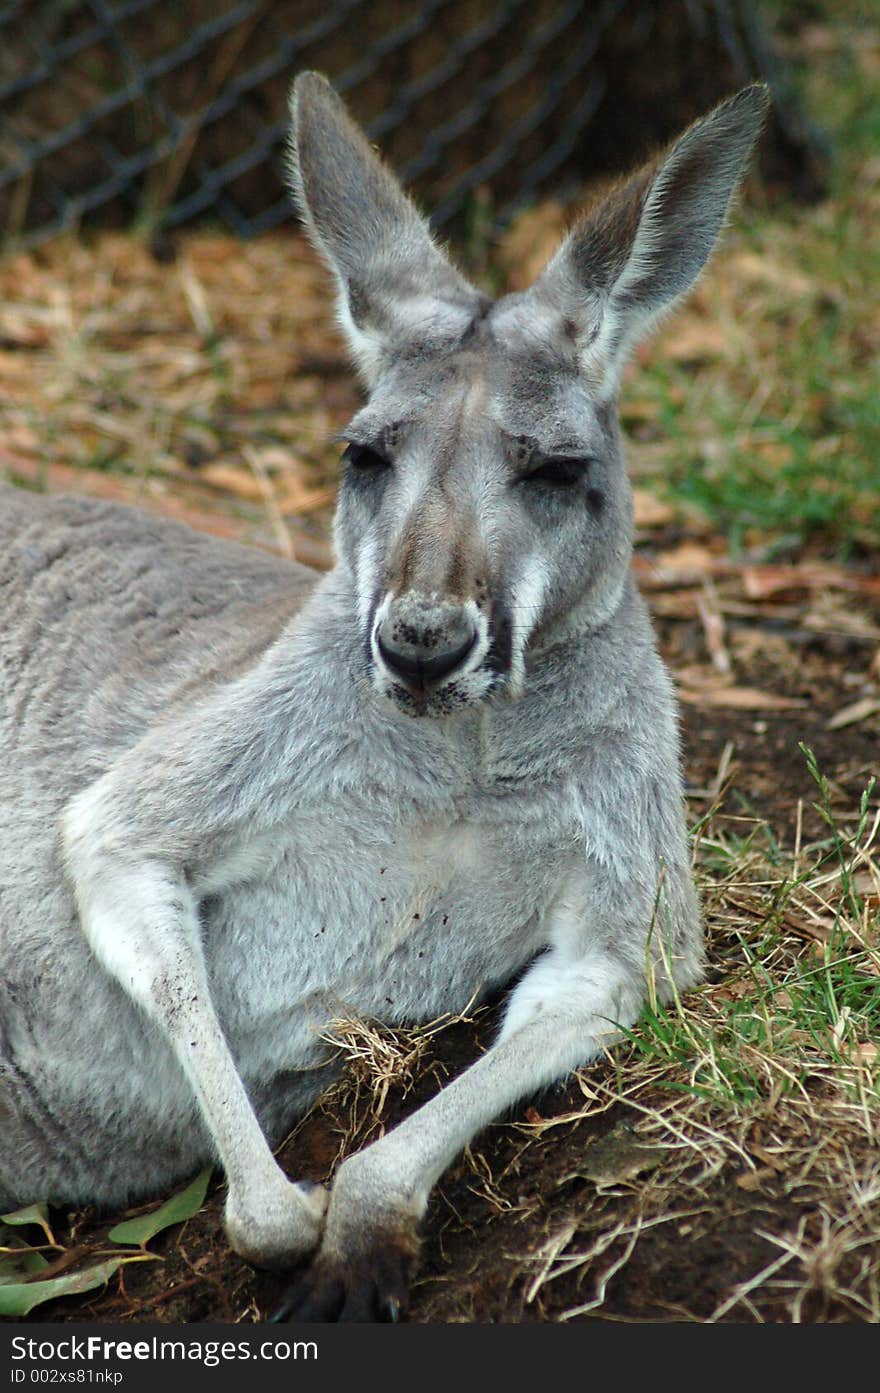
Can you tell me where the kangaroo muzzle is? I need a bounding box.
[376,597,477,693]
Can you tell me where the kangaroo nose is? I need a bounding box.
[376,613,476,691]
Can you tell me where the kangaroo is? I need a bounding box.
[0,73,767,1321]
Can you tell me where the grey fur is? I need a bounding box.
[0,73,765,1315]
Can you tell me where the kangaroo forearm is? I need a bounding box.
[62,841,324,1263]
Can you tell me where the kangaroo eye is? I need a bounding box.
[343,443,391,472]
[524,457,591,487]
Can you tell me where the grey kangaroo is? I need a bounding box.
[0,73,767,1321]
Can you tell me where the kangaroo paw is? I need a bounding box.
[269,1227,418,1323]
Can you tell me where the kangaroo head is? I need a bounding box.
[289,74,767,718]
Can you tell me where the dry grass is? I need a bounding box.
[0,230,352,569]
[308,1000,487,1165]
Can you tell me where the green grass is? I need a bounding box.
[622,745,880,1111]
[632,2,880,557]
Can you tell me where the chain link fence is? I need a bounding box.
[0,0,827,249]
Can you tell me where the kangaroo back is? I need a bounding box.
[0,484,316,761]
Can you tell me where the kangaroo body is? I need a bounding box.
[0,485,676,1201]
[0,75,767,1319]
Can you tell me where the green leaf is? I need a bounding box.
[107,1167,212,1248]
[0,1257,132,1318]
[0,1202,57,1247]
[0,1245,50,1286]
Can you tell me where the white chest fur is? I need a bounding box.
[202,799,569,1080]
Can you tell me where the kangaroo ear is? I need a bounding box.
[289,72,482,384]
[527,85,770,391]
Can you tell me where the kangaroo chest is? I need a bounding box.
[203,794,570,1067]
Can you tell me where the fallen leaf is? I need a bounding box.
[0,254,44,296]
[715,976,752,1001]
[633,550,734,591]
[189,235,252,267]
[107,1167,211,1248]
[754,441,795,468]
[620,398,661,425]
[648,537,718,576]
[749,1144,787,1174]
[199,461,266,501]
[2,425,42,455]
[729,251,815,296]
[654,541,720,572]
[557,1123,668,1187]
[673,663,725,690]
[5,464,255,542]
[723,892,831,946]
[659,320,727,363]
[696,581,732,675]
[0,1257,144,1318]
[0,351,41,385]
[679,686,807,710]
[826,696,880,730]
[0,1202,57,1247]
[645,590,700,620]
[735,1166,776,1192]
[497,203,568,289]
[633,488,676,528]
[0,1247,50,1286]
[0,307,55,347]
[742,564,880,601]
